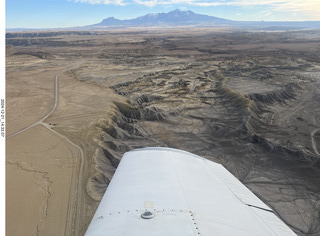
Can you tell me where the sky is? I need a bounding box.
[4,0,320,28]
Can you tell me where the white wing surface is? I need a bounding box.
[85,147,296,236]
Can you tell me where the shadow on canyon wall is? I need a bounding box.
[8,29,319,235]
[88,48,320,234]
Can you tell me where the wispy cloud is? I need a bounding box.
[271,0,320,19]
[73,0,127,6]
[131,0,224,7]
[72,0,320,19]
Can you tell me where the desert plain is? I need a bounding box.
[5,28,320,235]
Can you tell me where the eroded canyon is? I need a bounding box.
[6,28,320,235]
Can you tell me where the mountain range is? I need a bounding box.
[6,9,320,32]
[92,9,232,27]
[87,9,320,30]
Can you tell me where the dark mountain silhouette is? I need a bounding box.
[6,9,320,32]
[87,9,320,29]
[92,9,233,27]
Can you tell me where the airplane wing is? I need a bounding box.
[85,147,296,236]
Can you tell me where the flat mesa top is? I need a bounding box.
[85,147,296,236]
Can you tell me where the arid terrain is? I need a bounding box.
[6,28,320,235]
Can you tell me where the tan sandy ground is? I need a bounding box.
[6,124,79,236]
[5,54,67,136]
[6,50,126,235]
[44,70,127,235]
[5,52,84,235]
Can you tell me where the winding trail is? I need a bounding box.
[6,61,84,235]
[6,63,79,139]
